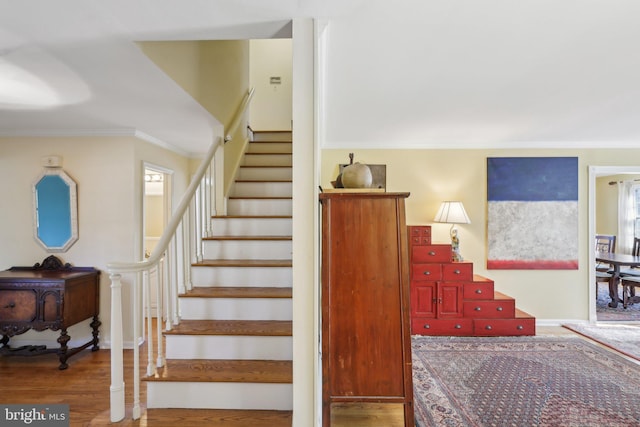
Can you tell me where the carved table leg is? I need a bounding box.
[57,329,70,370]
[90,316,101,351]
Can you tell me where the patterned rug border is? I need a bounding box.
[562,323,640,363]
[411,335,640,427]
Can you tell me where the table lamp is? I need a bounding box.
[434,201,471,262]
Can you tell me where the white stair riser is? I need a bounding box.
[147,382,293,410]
[252,132,292,142]
[247,142,292,153]
[227,199,292,216]
[232,181,292,197]
[243,154,291,167]
[203,240,292,260]
[237,167,292,181]
[211,217,292,237]
[180,298,292,321]
[165,335,293,360]
[191,266,292,287]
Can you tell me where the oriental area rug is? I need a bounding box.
[562,323,640,362]
[596,283,640,321]
[412,336,640,427]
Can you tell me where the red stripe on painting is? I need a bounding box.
[487,260,579,270]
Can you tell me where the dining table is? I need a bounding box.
[596,251,640,308]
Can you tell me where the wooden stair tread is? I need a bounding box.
[165,319,292,336]
[202,235,292,241]
[235,179,292,183]
[250,140,292,143]
[145,359,292,383]
[472,274,494,282]
[239,165,292,169]
[492,291,516,301]
[193,259,292,267]
[212,215,292,219]
[515,308,535,319]
[229,196,292,200]
[245,152,292,155]
[183,287,292,299]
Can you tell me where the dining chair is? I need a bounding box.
[619,237,640,277]
[595,234,616,299]
[619,237,640,308]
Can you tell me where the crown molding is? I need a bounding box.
[0,127,193,157]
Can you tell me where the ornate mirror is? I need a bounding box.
[32,169,78,252]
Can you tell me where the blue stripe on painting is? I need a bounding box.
[487,157,578,202]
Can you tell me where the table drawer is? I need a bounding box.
[442,263,473,281]
[411,264,442,281]
[412,318,473,336]
[463,299,515,318]
[412,245,451,263]
[0,290,37,322]
[473,317,536,336]
[463,276,495,299]
[409,226,431,246]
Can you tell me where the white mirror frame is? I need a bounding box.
[32,168,78,252]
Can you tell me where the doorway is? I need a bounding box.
[143,164,172,313]
[589,166,640,322]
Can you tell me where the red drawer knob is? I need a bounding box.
[423,324,431,329]
[474,307,481,311]
[454,324,462,329]
[423,271,431,275]
[517,325,524,330]
[485,325,493,330]
[475,289,482,294]
[497,306,503,311]
[454,270,461,274]
[428,251,436,256]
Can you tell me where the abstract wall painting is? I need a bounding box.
[487,157,579,270]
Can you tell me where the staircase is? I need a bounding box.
[143,130,293,424]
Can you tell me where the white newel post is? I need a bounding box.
[109,273,125,422]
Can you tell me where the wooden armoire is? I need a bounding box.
[319,191,414,426]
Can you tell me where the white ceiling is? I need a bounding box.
[1,0,639,155]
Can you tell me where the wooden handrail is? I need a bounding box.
[224,87,255,143]
[107,87,255,423]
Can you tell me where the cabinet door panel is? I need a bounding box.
[0,290,36,321]
[437,282,463,318]
[411,282,436,318]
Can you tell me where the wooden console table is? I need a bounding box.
[0,256,100,369]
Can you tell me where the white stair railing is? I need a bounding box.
[106,88,254,422]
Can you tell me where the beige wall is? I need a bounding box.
[321,148,640,322]
[138,40,250,191]
[0,136,190,348]
[249,39,293,130]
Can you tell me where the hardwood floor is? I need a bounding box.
[0,326,597,426]
[0,328,292,427]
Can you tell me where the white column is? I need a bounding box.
[109,273,125,422]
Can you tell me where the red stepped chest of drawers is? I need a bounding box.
[409,225,535,336]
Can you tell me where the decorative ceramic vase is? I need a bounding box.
[341,162,373,188]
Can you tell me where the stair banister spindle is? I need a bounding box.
[105,89,255,422]
[132,271,141,420]
[144,270,154,376]
[109,272,125,423]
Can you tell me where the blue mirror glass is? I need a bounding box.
[33,169,78,252]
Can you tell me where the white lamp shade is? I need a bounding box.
[434,201,471,224]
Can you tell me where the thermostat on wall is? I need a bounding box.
[42,155,62,168]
